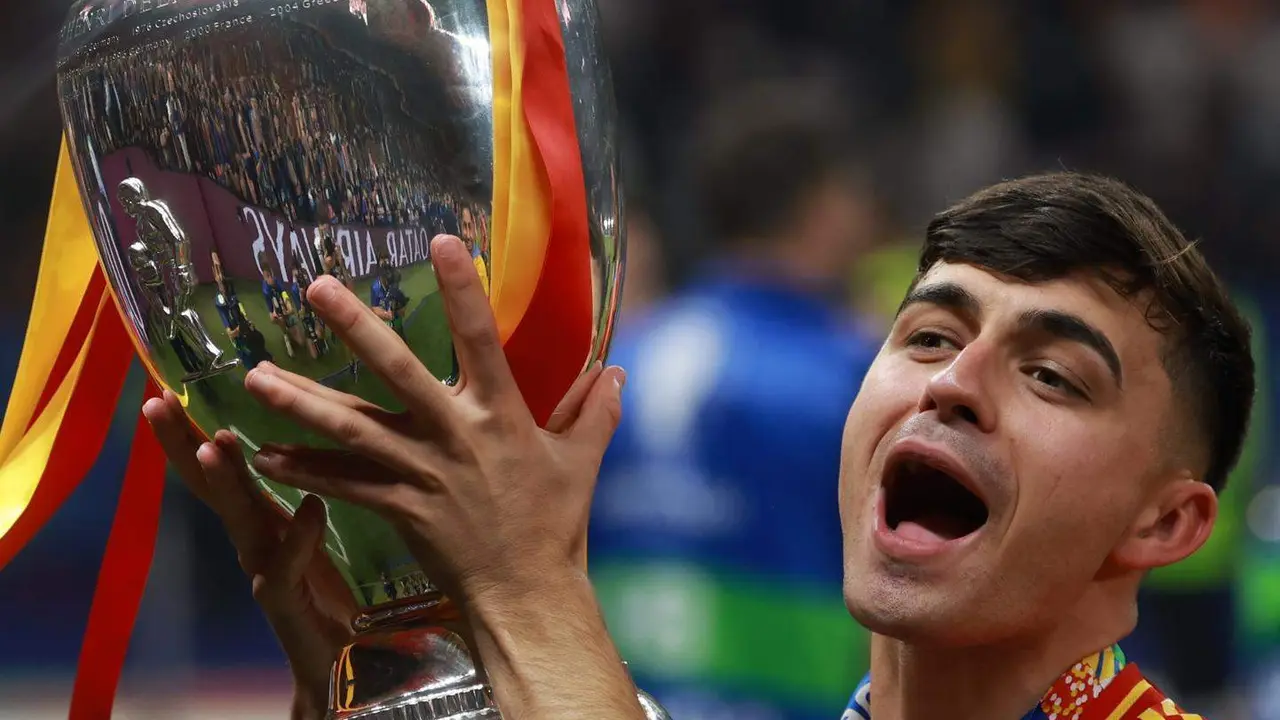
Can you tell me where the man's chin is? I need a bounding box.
[844,581,976,646]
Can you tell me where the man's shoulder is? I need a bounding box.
[837,664,1204,720]
[1081,663,1204,720]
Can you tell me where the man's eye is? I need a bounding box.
[1029,367,1083,398]
[905,331,958,352]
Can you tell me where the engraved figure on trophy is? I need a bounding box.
[118,177,239,383]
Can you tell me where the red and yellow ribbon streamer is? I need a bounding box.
[0,141,165,718]
[488,0,593,425]
[1,0,590,712]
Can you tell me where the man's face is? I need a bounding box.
[461,209,475,242]
[840,262,1180,646]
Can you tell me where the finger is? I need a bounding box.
[546,362,603,434]
[432,235,520,403]
[143,391,212,505]
[566,365,626,454]
[261,494,328,605]
[306,274,449,417]
[253,446,409,515]
[251,495,339,694]
[211,430,275,508]
[245,368,408,471]
[197,439,276,575]
[254,361,395,419]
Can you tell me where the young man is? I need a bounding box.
[370,252,409,340]
[460,206,490,296]
[146,172,1253,720]
[259,260,303,359]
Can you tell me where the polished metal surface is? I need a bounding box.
[330,618,672,720]
[637,690,675,720]
[331,621,499,719]
[119,176,243,382]
[55,0,667,717]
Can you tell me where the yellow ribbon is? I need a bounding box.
[487,0,552,342]
[0,141,103,540]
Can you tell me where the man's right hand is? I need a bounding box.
[142,389,356,720]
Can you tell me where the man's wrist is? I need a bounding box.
[462,562,590,626]
[460,564,647,719]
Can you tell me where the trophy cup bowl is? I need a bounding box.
[55,1,667,717]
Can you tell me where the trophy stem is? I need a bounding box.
[331,594,673,720]
[330,595,500,720]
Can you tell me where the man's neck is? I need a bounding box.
[866,590,1136,720]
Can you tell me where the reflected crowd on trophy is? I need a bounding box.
[56,12,500,391]
[62,16,474,231]
[9,0,1280,718]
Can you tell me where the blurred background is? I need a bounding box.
[4,0,1280,718]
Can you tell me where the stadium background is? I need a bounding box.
[3,0,1280,717]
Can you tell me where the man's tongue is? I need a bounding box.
[894,511,972,543]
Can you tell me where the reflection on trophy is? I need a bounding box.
[56,0,650,717]
[120,177,239,383]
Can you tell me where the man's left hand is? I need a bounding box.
[244,234,625,610]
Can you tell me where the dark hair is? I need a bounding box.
[919,172,1254,492]
[693,77,858,245]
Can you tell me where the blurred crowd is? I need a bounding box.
[605,0,1280,286]
[5,1,1280,718]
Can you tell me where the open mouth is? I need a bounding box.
[883,458,989,543]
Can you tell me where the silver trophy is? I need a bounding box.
[54,0,669,717]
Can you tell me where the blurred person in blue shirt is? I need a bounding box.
[588,78,884,720]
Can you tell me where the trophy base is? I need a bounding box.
[329,595,495,720]
[329,596,670,719]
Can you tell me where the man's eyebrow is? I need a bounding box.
[896,282,982,319]
[1017,309,1124,388]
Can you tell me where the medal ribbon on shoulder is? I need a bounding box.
[842,645,1133,720]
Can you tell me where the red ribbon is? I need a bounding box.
[68,379,166,719]
[25,271,107,433]
[503,0,594,426]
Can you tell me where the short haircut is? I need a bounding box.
[918,172,1254,492]
[692,77,858,246]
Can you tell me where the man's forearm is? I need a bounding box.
[466,569,648,720]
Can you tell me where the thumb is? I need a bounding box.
[253,494,327,613]
[566,366,626,455]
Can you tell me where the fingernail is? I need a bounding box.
[613,367,627,390]
[312,275,339,303]
[252,450,277,469]
[433,235,463,263]
[195,442,217,464]
[245,369,276,392]
[141,398,163,421]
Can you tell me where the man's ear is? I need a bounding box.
[1111,474,1217,571]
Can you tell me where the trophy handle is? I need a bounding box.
[117,177,239,383]
[637,689,674,720]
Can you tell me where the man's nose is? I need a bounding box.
[917,342,998,433]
